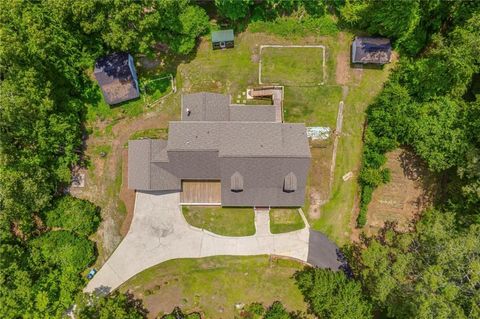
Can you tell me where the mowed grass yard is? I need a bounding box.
[261,46,325,85]
[314,64,395,244]
[284,86,342,127]
[119,256,309,319]
[269,209,305,234]
[182,206,255,236]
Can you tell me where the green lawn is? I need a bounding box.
[313,65,395,245]
[269,209,305,234]
[261,46,325,85]
[178,33,259,96]
[119,256,308,319]
[129,128,169,140]
[283,86,342,127]
[182,206,255,236]
[86,74,172,122]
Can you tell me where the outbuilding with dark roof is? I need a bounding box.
[94,52,140,105]
[211,30,234,50]
[352,37,392,64]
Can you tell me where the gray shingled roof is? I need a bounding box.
[167,121,310,158]
[182,92,277,123]
[128,140,151,190]
[229,105,277,122]
[94,52,140,105]
[128,92,311,207]
[352,37,392,64]
[182,93,230,121]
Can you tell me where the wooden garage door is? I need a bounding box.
[180,180,221,204]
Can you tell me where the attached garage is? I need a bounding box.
[180,180,221,205]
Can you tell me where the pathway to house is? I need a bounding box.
[85,191,342,294]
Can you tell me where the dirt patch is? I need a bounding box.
[365,148,436,235]
[307,144,333,219]
[119,149,135,236]
[71,108,175,265]
[335,33,351,85]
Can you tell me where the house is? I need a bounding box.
[211,30,234,50]
[128,92,311,207]
[94,52,140,105]
[351,37,392,64]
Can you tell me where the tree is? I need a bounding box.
[409,97,467,172]
[174,5,210,54]
[161,307,201,319]
[263,301,296,319]
[43,195,100,237]
[76,291,148,319]
[350,211,480,318]
[215,0,253,22]
[29,231,95,272]
[295,268,372,319]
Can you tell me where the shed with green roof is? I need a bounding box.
[211,29,234,50]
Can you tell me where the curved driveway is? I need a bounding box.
[85,191,341,294]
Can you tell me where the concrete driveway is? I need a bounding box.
[85,191,341,294]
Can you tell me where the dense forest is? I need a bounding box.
[0,0,479,318]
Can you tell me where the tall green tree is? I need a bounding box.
[350,211,480,318]
[295,268,372,319]
[76,292,147,319]
[215,0,253,22]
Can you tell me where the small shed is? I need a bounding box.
[211,30,234,50]
[94,52,140,105]
[352,37,392,65]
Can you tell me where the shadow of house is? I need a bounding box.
[94,52,140,105]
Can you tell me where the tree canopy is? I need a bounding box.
[349,211,480,318]
[295,268,372,319]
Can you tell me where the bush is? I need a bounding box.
[44,195,100,237]
[264,301,293,319]
[357,207,368,227]
[161,307,201,319]
[295,268,372,319]
[29,230,95,272]
[247,302,265,316]
[249,15,337,37]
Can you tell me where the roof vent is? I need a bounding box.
[231,171,243,192]
[283,172,297,193]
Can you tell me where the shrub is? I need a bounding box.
[247,302,265,316]
[295,268,372,319]
[29,230,95,272]
[357,207,368,227]
[44,195,100,237]
[249,15,337,37]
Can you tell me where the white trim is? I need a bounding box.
[180,202,222,206]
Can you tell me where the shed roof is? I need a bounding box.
[352,37,392,64]
[94,52,139,105]
[211,30,234,43]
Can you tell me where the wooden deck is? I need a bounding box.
[180,180,222,204]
